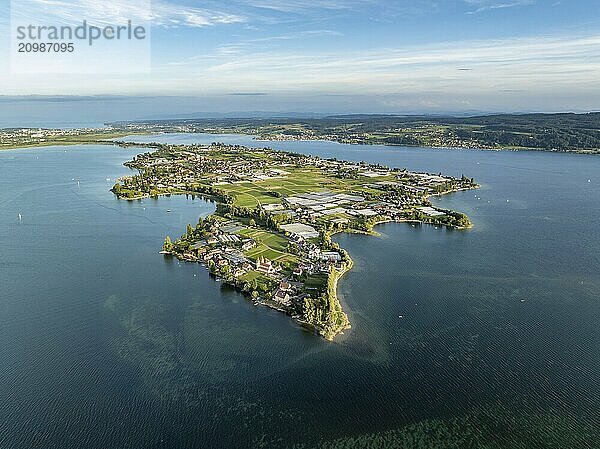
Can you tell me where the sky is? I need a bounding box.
[0,0,599,116]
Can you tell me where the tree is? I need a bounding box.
[163,236,174,252]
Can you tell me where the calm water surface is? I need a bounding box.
[1,136,598,448]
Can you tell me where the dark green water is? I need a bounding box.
[1,138,598,448]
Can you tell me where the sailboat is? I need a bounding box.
[18,213,22,222]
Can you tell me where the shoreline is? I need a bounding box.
[250,134,600,155]
[3,129,599,155]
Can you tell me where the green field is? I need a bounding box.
[303,273,329,293]
[238,229,298,264]
[219,170,337,208]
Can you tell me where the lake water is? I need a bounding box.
[1,136,599,448]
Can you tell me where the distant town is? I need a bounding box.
[111,141,477,340]
[0,127,136,150]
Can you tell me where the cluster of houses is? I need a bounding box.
[126,145,302,193]
[0,127,105,147]
[175,213,347,309]
[282,225,345,273]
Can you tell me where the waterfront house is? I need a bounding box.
[273,289,291,305]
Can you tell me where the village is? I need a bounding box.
[113,142,477,340]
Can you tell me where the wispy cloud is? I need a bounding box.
[172,33,600,95]
[13,0,246,27]
[463,0,535,14]
[237,0,439,16]
[215,29,343,55]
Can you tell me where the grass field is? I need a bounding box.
[303,273,328,293]
[238,228,299,264]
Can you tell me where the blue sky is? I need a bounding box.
[1,0,599,114]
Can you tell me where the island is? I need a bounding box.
[111,141,477,341]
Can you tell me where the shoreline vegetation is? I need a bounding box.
[106,112,600,154]
[111,140,478,340]
[2,112,599,154]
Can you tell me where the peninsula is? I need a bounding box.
[111,141,477,340]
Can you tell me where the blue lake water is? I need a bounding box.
[1,136,599,448]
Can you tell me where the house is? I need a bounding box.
[273,289,291,305]
[279,281,292,292]
[182,253,197,261]
[242,239,256,251]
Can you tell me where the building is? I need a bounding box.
[280,223,320,239]
[321,251,343,262]
[256,257,275,275]
[242,239,256,251]
[273,289,291,305]
[418,206,446,217]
